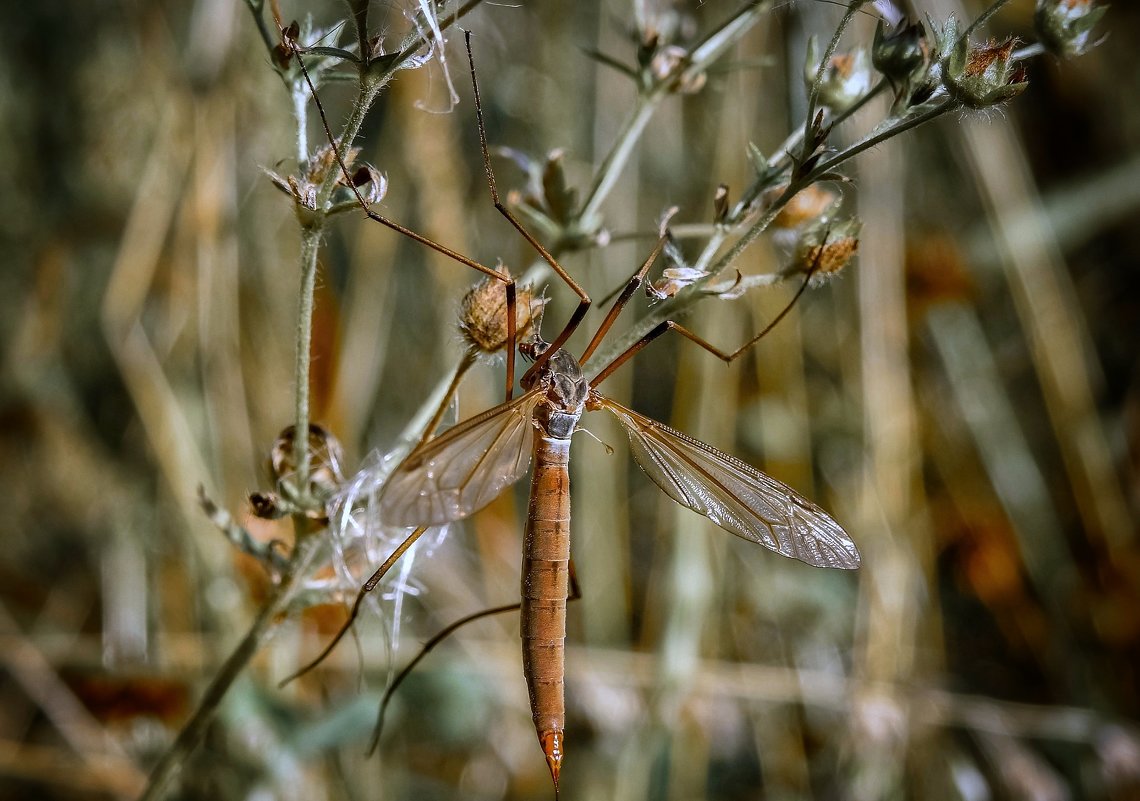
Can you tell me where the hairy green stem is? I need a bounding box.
[241,0,277,55]
[291,71,386,495]
[965,0,1014,39]
[810,98,956,178]
[292,227,322,494]
[291,84,310,168]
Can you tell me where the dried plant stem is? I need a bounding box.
[241,0,277,55]
[137,534,324,801]
[580,97,658,224]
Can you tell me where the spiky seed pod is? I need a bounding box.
[793,219,861,282]
[459,270,548,355]
[942,37,1029,109]
[269,423,345,508]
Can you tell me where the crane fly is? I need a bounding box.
[281,27,860,798]
[375,244,861,793]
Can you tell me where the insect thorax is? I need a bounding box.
[527,346,588,439]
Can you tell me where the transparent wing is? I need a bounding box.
[380,390,543,527]
[600,397,859,569]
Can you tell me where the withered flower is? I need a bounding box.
[649,45,708,94]
[499,148,607,250]
[267,140,387,225]
[793,218,861,283]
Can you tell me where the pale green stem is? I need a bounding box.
[292,228,322,497]
[580,96,660,224]
[292,75,384,496]
[809,98,956,178]
[292,84,309,168]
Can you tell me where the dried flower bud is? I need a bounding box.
[267,139,387,220]
[873,19,929,85]
[647,266,709,301]
[713,184,730,224]
[805,38,872,113]
[459,269,548,355]
[269,423,345,515]
[772,184,840,230]
[249,491,287,520]
[1035,0,1107,58]
[650,45,707,94]
[942,36,1029,109]
[793,219,861,282]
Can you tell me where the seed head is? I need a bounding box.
[793,219,861,283]
[257,423,346,520]
[459,269,548,355]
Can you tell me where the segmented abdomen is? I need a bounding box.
[521,433,572,782]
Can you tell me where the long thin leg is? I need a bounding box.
[278,525,430,687]
[590,261,820,389]
[579,234,669,364]
[415,349,479,450]
[464,32,591,383]
[287,32,517,401]
[369,562,584,753]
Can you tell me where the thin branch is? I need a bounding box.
[137,535,324,801]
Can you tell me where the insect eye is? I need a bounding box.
[520,339,547,362]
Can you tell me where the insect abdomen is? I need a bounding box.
[521,433,572,787]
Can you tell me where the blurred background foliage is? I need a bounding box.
[1,0,1138,799]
